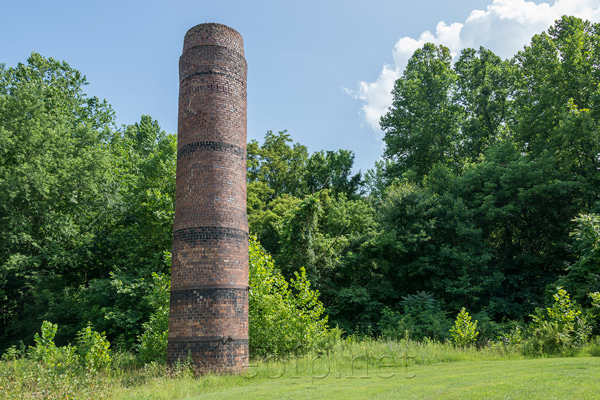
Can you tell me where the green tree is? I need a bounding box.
[305,149,363,198]
[275,191,375,289]
[363,180,492,313]
[75,323,111,371]
[560,213,600,304]
[276,192,325,278]
[247,130,308,200]
[513,16,600,193]
[0,53,177,351]
[34,115,176,349]
[454,47,514,159]
[0,53,116,348]
[378,291,452,341]
[137,271,171,364]
[380,43,461,179]
[449,308,479,347]
[525,287,592,355]
[247,130,365,258]
[456,143,583,318]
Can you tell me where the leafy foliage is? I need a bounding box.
[453,47,514,160]
[76,324,111,371]
[524,287,592,355]
[450,308,479,347]
[28,321,111,372]
[137,271,171,364]
[380,43,460,179]
[0,53,116,346]
[29,321,61,365]
[560,214,600,304]
[362,180,492,314]
[0,54,176,350]
[455,144,582,318]
[249,235,328,356]
[378,291,451,341]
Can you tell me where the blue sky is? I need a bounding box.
[2,0,599,172]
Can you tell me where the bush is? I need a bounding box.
[523,287,592,355]
[524,320,575,355]
[378,291,451,341]
[450,308,479,347]
[1,343,24,361]
[27,321,113,374]
[76,324,112,371]
[497,323,525,348]
[560,214,600,304]
[589,292,600,335]
[29,321,59,363]
[28,321,78,371]
[587,335,600,357]
[137,272,170,364]
[249,235,329,356]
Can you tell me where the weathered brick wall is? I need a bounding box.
[168,23,248,373]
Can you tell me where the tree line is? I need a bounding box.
[1,16,599,353]
[238,15,600,339]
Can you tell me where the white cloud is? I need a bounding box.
[350,0,600,132]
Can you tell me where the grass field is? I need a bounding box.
[110,357,600,399]
[3,339,600,399]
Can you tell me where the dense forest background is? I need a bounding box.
[1,16,599,352]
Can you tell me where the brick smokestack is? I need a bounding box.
[167,23,248,372]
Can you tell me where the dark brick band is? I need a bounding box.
[179,45,247,86]
[184,39,245,53]
[182,69,239,80]
[178,141,245,159]
[168,335,249,342]
[167,339,248,372]
[173,227,248,246]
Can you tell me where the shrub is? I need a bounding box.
[29,321,59,363]
[589,292,600,334]
[560,214,600,304]
[450,308,479,347]
[28,321,79,373]
[1,344,23,361]
[498,324,524,348]
[590,292,600,308]
[523,287,592,355]
[76,324,112,371]
[137,272,170,364]
[587,335,600,357]
[312,326,344,352]
[378,291,451,341]
[249,235,328,356]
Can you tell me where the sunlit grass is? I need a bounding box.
[2,337,600,399]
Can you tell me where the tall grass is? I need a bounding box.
[1,336,599,399]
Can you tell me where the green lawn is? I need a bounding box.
[5,346,599,399]
[173,358,600,400]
